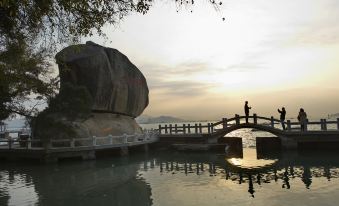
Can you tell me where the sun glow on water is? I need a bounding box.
[227,148,278,169]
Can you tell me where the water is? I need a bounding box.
[1,128,339,206]
[1,148,339,206]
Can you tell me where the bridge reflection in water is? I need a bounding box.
[155,148,338,197]
[1,149,339,205]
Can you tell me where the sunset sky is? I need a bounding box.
[88,0,339,120]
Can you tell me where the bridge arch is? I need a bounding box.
[208,123,286,144]
[217,123,284,137]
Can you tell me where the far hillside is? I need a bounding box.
[328,113,339,119]
[136,115,184,124]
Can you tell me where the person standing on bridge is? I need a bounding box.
[298,108,307,131]
[244,101,252,123]
[278,107,286,130]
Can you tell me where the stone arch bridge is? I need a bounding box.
[158,114,339,149]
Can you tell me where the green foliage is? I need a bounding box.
[47,83,93,120]
[32,112,78,140]
[0,68,11,120]
[0,34,58,120]
[1,0,222,39]
[32,83,93,139]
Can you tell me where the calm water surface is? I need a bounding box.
[1,128,339,206]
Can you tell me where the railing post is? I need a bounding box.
[323,119,327,131]
[195,124,198,134]
[222,118,227,129]
[287,120,291,131]
[271,116,274,128]
[183,124,186,134]
[304,119,308,131]
[235,114,240,125]
[145,132,150,141]
[109,134,113,144]
[123,133,128,143]
[70,138,75,148]
[253,114,257,124]
[337,118,339,130]
[199,123,202,133]
[175,124,178,134]
[158,125,162,134]
[165,125,168,134]
[211,123,214,133]
[188,124,191,133]
[8,137,12,149]
[27,137,32,149]
[207,123,211,134]
[169,124,172,134]
[320,119,324,130]
[93,136,97,146]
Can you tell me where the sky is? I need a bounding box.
[85,0,339,120]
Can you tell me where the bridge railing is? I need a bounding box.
[212,114,282,129]
[293,119,339,131]
[157,114,339,135]
[157,123,216,135]
[211,115,339,132]
[0,130,158,151]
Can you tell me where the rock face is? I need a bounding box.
[34,42,149,140]
[73,113,144,137]
[56,41,149,117]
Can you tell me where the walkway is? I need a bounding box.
[0,130,158,162]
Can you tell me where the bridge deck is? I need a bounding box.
[0,131,158,162]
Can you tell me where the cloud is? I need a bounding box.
[140,61,220,97]
[270,1,339,46]
[290,26,339,46]
[225,61,267,72]
[152,80,216,97]
[141,61,212,77]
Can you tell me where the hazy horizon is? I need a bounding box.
[79,0,339,120]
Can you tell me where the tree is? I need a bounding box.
[0,33,58,119]
[0,0,223,120]
[0,32,59,118]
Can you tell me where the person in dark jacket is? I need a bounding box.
[244,101,251,123]
[278,107,286,130]
[298,108,307,131]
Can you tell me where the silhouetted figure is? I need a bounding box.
[302,166,312,189]
[244,101,252,123]
[282,167,290,189]
[278,107,286,130]
[257,174,261,185]
[274,169,278,182]
[324,166,331,181]
[298,108,307,131]
[247,174,255,197]
[289,166,295,178]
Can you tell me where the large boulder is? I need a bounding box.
[56,41,149,117]
[33,42,149,141]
